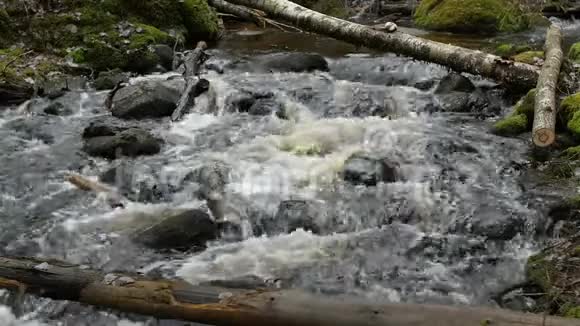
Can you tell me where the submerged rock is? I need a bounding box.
[225,91,284,117]
[434,73,475,94]
[131,209,217,250]
[43,102,73,116]
[342,152,399,186]
[262,53,329,73]
[83,128,161,159]
[111,80,182,119]
[253,200,323,236]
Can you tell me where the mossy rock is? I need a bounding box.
[491,89,536,136]
[569,42,580,64]
[495,43,532,57]
[561,146,580,160]
[491,114,527,136]
[103,0,219,42]
[513,51,545,65]
[561,93,580,124]
[526,251,554,292]
[414,0,533,33]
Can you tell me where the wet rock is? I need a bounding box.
[225,91,284,117]
[261,53,329,73]
[111,80,183,119]
[470,213,525,240]
[152,44,174,71]
[43,102,73,116]
[496,286,540,312]
[4,116,55,144]
[414,79,436,91]
[93,69,130,91]
[132,209,217,250]
[342,152,400,186]
[83,128,161,159]
[257,200,322,235]
[437,90,498,115]
[435,73,476,94]
[82,120,129,138]
[186,161,230,220]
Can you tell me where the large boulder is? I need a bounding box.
[111,80,183,119]
[342,152,400,186]
[434,73,498,115]
[434,73,475,94]
[83,128,161,159]
[131,209,217,250]
[414,0,532,33]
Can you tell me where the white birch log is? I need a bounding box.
[223,0,540,89]
[532,24,564,147]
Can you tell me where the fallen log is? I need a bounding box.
[0,256,578,326]
[222,0,540,89]
[532,24,564,147]
[209,0,268,27]
[171,41,211,122]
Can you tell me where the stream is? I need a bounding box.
[0,18,579,325]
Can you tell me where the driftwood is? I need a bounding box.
[0,256,578,326]
[104,81,125,111]
[171,41,211,122]
[223,0,540,89]
[532,24,564,147]
[65,173,124,208]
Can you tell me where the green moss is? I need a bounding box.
[491,114,528,136]
[182,0,219,41]
[129,24,171,49]
[561,146,580,160]
[491,89,536,137]
[564,306,580,318]
[495,43,532,57]
[414,0,533,33]
[560,93,580,124]
[83,41,128,72]
[68,48,87,64]
[569,42,580,63]
[568,111,580,139]
[513,51,545,64]
[526,251,554,292]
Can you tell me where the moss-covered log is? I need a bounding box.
[532,24,564,147]
[0,256,579,325]
[222,0,539,89]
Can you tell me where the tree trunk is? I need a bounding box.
[172,41,211,122]
[0,256,578,326]
[222,0,539,89]
[209,0,268,27]
[532,24,564,147]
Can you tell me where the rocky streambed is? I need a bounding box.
[0,21,579,325]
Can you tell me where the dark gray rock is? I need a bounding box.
[470,214,525,240]
[93,69,130,91]
[413,79,436,91]
[43,102,73,116]
[342,153,400,186]
[83,128,161,159]
[153,44,174,71]
[262,53,329,73]
[436,90,499,115]
[82,120,129,138]
[111,80,183,119]
[225,91,284,117]
[132,209,217,250]
[435,73,476,94]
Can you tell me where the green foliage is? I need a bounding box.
[414,0,534,33]
[569,42,580,63]
[526,251,554,292]
[564,306,580,318]
[68,48,87,64]
[513,50,544,64]
[561,146,580,160]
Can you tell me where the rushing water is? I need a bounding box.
[0,22,579,325]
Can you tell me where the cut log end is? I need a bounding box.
[533,128,556,147]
